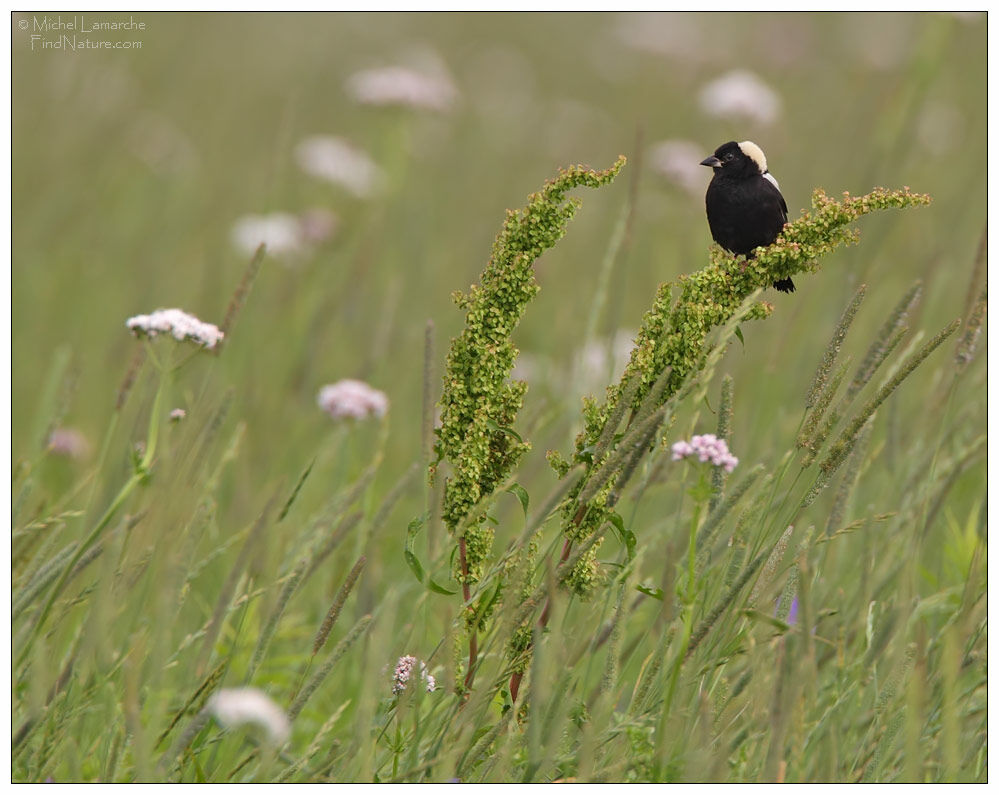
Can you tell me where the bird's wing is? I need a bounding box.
[763,174,788,222]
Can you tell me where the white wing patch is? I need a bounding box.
[762,171,780,190]
[738,140,768,174]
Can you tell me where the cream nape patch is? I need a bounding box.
[737,140,768,174]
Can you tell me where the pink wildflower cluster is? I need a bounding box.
[671,433,739,472]
[317,379,388,421]
[392,655,436,695]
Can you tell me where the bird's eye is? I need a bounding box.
[723,153,734,162]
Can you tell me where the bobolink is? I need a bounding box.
[700,140,793,293]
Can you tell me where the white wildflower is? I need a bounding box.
[206,688,290,745]
[231,212,304,258]
[699,70,781,125]
[295,136,385,198]
[125,308,224,350]
[392,655,437,695]
[648,140,710,195]
[317,379,389,421]
[168,408,187,423]
[346,65,457,112]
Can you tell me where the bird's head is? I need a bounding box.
[700,140,769,179]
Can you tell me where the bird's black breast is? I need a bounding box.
[705,174,788,256]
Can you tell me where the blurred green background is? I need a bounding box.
[13,9,985,558]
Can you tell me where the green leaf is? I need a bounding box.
[407,514,427,540]
[735,326,745,346]
[742,608,790,632]
[404,549,426,584]
[636,584,664,600]
[607,512,636,560]
[484,418,524,444]
[279,457,316,522]
[505,483,530,516]
[404,512,453,593]
[427,578,457,596]
[472,580,503,625]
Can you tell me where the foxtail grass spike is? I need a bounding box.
[606,405,670,503]
[279,458,316,522]
[311,556,366,657]
[246,558,308,683]
[13,542,78,620]
[305,512,363,583]
[822,319,960,475]
[805,284,866,409]
[696,463,764,549]
[961,228,987,322]
[590,371,641,467]
[115,345,146,411]
[846,281,922,403]
[749,525,794,607]
[158,710,211,778]
[288,614,372,721]
[710,375,735,511]
[598,582,627,695]
[688,546,770,660]
[156,660,227,749]
[219,243,266,342]
[824,422,872,536]
[955,287,986,370]
[198,494,277,675]
[799,359,850,465]
[576,402,666,509]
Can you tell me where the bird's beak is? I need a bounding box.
[700,155,722,168]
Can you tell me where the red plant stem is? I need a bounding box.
[509,536,574,703]
[509,671,523,703]
[459,536,478,695]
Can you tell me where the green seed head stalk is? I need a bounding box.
[554,186,931,597]
[433,157,626,585]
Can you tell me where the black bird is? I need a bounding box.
[700,140,793,293]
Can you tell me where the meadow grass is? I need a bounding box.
[12,12,985,783]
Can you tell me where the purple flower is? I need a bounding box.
[775,595,799,626]
[317,380,389,421]
[392,655,436,695]
[47,428,91,460]
[671,433,738,472]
